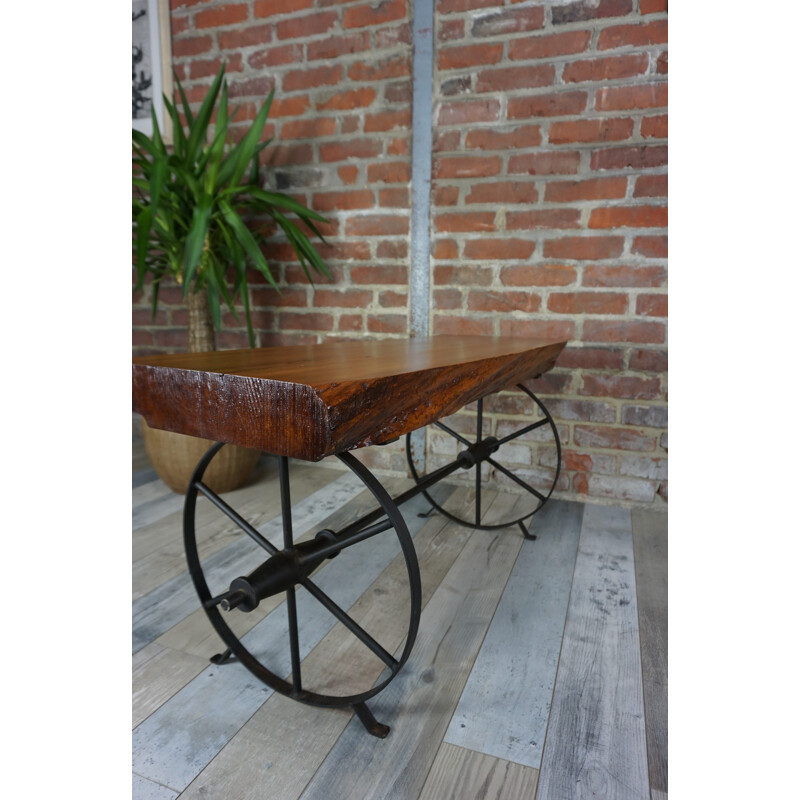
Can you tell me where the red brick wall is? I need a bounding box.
[133,0,668,506]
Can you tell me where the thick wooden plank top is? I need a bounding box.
[132,335,567,461]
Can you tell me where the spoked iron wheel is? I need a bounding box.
[406,384,561,537]
[183,444,421,737]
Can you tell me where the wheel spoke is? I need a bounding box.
[434,420,471,447]
[487,457,547,503]
[300,577,398,670]
[195,482,279,556]
[493,417,550,448]
[286,586,302,694]
[475,398,483,525]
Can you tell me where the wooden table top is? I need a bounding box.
[132,335,567,461]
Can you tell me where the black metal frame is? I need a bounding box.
[182,385,560,737]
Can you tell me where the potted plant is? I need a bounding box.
[133,65,329,493]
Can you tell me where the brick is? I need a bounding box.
[376,23,412,49]
[558,347,625,370]
[312,190,374,212]
[343,0,406,29]
[346,215,409,236]
[281,118,337,140]
[589,205,667,229]
[379,188,409,208]
[583,320,666,344]
[508,30,591,61]
[465,126,542,151]
[316,88,377,111]
[547,399,618,424]
[581,375,661,400]
[434,265,493,286]
[441,76,473,97]
[598,20,669,50]
[433,185,460,206]
[574,425,656,452]
[283,64,343,93]
[379,290,408,308]
[434,156,501,179]
[622,405,668,428]
[471,5,544,37]
[434,316,494,336]
[307,33,370,61]
[368,314,407,334]
[467,290,541,313]
[543,236,624,260]
[218,24,271,50]
[172,35,213,58]
[641,0,668,13]
[263,143,313,166]
[508,92,587,119]
[642,114,668,138]
[195,4,248,29]
[348,56,410,82]
[619,456,667,481]
[507,151,581,175]
[249,44,302,69]
[189,55,243,80]
[435,212,496,233]
[629,348,667,372]
[385,81,412,104]
[227,76,275,99]
[280,312,334,332]
[276,11,337,40]
[251,288,308,308]
[507,209,581,229]
[498,319,575,340]
[438,99,501,125]
[438,43,504,71]
[500,264,577,287]
[439,19,465,41]
[548,292,628,315]
[388,137,409,156]
[578,474,656,503]
[466,181,539,205]
[338,165,359,184]
[350,265,408,284]
[549,118,634,144]
[464,239,536,260]
[632,235,668,257]
[636,293,668,317]
[365,109,411,133]
[592,145,668,171]
[368,162,411,183]
[339,312,364,332]
[254,0,312,16]
[545,177,627,202]
[552,0,633,25]
[433,289,463,309]
[376,240,408,259]
[583,264,666,287]
[269,96,311,117]
[657,51,668,74]
[438,0,498,11]
[564,54,649,83]
[319,140,383,162]
[434,240,459,260]
[596,84,668,111]
[476,65,555,93]
[634,174,667,197]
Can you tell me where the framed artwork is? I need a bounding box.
[132,0,173,142]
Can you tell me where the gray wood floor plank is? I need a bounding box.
[132,773,179,800]
[132,484,451,793]
[536,504,649,800]
[132,471,365,653]
[632,507,668,795]
[133,467,158,488]
[297,493,525,800]
[651,790,667,800]
[445,499,584,768]
[418,742,540,800]
[179,486,479,800]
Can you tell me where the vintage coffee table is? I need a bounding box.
[133,334,567,737]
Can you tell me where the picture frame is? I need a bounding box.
[132,0,173,143]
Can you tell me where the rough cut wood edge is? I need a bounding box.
[133,339,565,461]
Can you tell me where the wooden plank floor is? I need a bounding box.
[132,434,667,800]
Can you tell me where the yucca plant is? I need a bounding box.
[133,65,330,351]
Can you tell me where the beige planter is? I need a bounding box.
[141,418,261,494]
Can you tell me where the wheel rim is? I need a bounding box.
[183,445,421,708]
[406,384,561,531]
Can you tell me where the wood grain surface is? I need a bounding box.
[132,336,566,460]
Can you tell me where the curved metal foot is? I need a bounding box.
[353,702,391,738]
[210,648,236,665]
